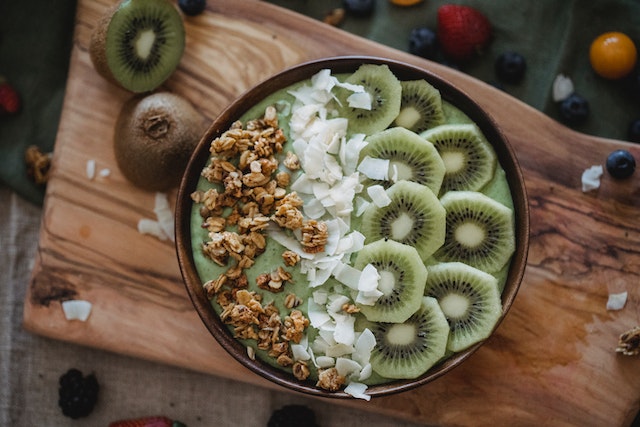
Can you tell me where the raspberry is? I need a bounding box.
[58,368,100,419]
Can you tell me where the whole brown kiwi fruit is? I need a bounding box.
[114,92,206,191]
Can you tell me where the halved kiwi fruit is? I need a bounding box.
[90,0,185,93]
[360,126,445,195]
[368,296,449,379]
[336,64,402,135]
[392,79,446,133]
[114,92,206,191]
[434,191,515,273]
[353,239,428,323]
[424,262,502,352]
[361,180,446,261]
[420,124,497,195]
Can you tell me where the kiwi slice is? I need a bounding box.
[336,64,402,135]
[392,80,446,133]
[424,262,502,352]
[90,0,185,93]
[361,180,446,261]
[420,124,497,195]
[368,296,449,379]
[434,191,515,273]
[360,127,446,194]
[353,239,428,323]
[114,92,206,191]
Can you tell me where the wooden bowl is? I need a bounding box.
[176,56,530,398]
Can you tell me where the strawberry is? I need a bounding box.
[0,76,21,115]
[108,416,185,427]
[437,4,492,63]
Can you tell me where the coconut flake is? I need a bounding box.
[62,300,92,321]
[335,357,362,377]
[291,343,311,361]
[137,218,168,240]
[346,91,372,110]
[367,184,392,207]
[86,159,96,180]
[333,314,356,346]
[357,156,389,180]
[154,192,174,242]
[607,291,628,311]
[552,74,574,102]
[581,165,603,192]
[344,382,371,401]
[315,355,335,368]
[333,262,362,290]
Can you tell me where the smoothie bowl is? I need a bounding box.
[176,56,529,399]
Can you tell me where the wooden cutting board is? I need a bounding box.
[23,0,640,425]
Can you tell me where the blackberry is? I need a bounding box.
[267,404,320,427]
[58,368,99,419]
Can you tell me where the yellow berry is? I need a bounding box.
[389,0,424,6]
[589,32,637,80]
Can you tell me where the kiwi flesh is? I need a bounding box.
[361,180,446,262]
[336,64,402,135]
[90,0,185,93]
[420,124,497,195]
[424,262,502,352]
[434,191,515,274]
[393,80,446,134]
[114,92,206,191]
[360,126,445,195]
[368,296,449,379]
[353,239,428,323]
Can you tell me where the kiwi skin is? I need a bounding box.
[89,2,119,88]
[114,92,207,191]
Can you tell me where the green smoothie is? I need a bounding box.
[189,68,515,395]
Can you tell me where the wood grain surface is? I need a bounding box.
[23,0,640,425]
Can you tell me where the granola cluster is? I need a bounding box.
[616,325,640,356]
[191,106,332,386]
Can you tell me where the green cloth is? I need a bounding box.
[0,0,77,205]
[1,0,639,205]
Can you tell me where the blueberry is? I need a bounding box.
[178,0,206,16]
[606,149,636,179]
[495,51,527,84]
[559,93,589,125]
[342,0,375,17]
[408,27,438,60]
[629,119,640,143]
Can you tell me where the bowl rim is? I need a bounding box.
[175,55,530,399]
